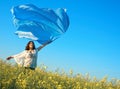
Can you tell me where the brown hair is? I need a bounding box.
[25,41,36,50]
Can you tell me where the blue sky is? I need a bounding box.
[0,0,120,79]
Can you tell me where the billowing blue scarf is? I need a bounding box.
[11,4,69,44]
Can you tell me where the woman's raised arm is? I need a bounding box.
[37,40,52,51]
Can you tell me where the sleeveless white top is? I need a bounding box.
[12,49,38,68]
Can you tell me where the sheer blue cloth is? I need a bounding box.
[11,4,69,44]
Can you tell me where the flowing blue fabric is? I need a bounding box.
[11,4,69,44]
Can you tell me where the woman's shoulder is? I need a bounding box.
[23,50,28,53]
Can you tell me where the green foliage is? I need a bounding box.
[0,59,120,89]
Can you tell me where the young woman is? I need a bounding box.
[6,41,51,70]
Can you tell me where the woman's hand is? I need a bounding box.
[46,40,52,44]
[6,56,13,60]
[37,40,52,51]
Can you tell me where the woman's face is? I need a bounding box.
[29,42,34,49]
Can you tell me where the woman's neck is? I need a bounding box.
[28,49,34,53]
[29,48,33,50]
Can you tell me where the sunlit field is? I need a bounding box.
[0,59,120,89]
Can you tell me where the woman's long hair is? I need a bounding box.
[25,41,36,50]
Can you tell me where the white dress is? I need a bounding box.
[12,49,38,68]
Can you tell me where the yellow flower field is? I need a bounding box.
[0,59,120,89]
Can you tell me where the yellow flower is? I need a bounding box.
[57,85,62,89]
[96,83,99,87]
[85,82,88,86]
